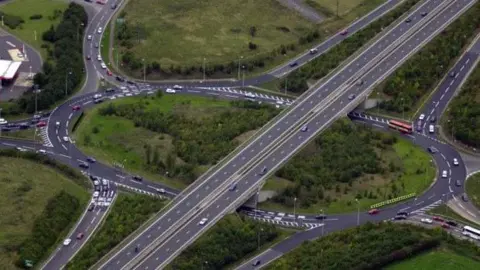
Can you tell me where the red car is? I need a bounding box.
[340,29,348,35]
[72,105,81,111]
[441,223,450,229]
[106,70,112,76]
[36,121,46,127]
[76,232,84,240]
[432,216,444,222]
[368,209,379,215]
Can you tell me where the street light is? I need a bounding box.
[65,70,72,96]
[0,108,2,138]
[257,227,263,250]
[142,58,146,82]
[355,198,360,226]
[320,209,325,236]
[203,58,206,82]
[293,197,297,221]
[238,56,243,80]
[242,65,245,89]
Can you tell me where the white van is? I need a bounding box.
[428,124,434,133]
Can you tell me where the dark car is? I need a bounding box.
[89,175,98,181]
[416,121,422,132]
[315,214,327,220]
[229,183,237,191]
[421,11,428,17]
[19,123,29,129]
[6,123,17,128]
[88,204,95,211]
[405,18,412,23]
[111,3,117,9]
[126,80,135,85]
[86,55,91,60]
[252,260,261,266]
[449,71,456,78]
[289,62,298,67]
[133,175,143,181]
[94,98,104,104]
[430,115,436,123]
[259,166,267,175]
[397,211,409,217]
[348,94,356,100]
[446,220,458,227]
[1,127,11,132]
[79,163,89,169]
[116,76,125,82]
[42,111,51,117]
[87,157,96,163]
[105,88,115,93]
[462,193,468,202]
[394,215,406,220]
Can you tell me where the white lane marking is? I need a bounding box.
[91,217,96,224]
[428,194,435,200]
[62,144,67,151]
[68,113,73,120]
[187,90,200,93]
[449,186,453,192]
[58,154,71,159]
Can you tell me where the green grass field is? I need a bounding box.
[260,136,435,214]
[307,0,383,16]
[73,95,234,189]
[117,0,315,66]
[466,173,480,210]
[386,249,480,270]
[1,128,42,142]
[0,0,68,60]
[0,156,89,268]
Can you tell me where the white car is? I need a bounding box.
[276,100,284,105]
[0,118,7,125]
[198,218,208,225]
[419,114,425,120]
[244,92,255,98]
[309,48,318,54]
[93,180,100,186]
[421,218,433,224]
[453,158,459,166]
[428,124,434,133]
[165,88,176,94]
[87,35,92,40]
[63,136,69,142]
[97,27,102,34]
[156,188,166,194]
[442,170,448,178]
[97,54,101,61]
[173,85,183,90]
[38,149,47,154]
[101,62,107,69]
[93,93,102,99]
[56,121,60,128]
[63,238,72,246]
[93,191,99,198]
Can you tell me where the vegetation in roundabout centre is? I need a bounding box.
[268,222,480,269]
[0,149,89,269]
[0,2,87,118]
[386,249,480,270]
[465,174,480,210]
[259,119,435,214]
[374,1,480,117]
[444,61,480,149]
[282,0,421,94]
[167,215,289,270]
[111,0,387,80]
[73,93,279,189]
[67,193,165,270]
[0,0,68,59]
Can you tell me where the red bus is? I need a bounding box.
[388,119,412,134]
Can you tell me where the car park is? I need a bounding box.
[166,88,176,94]
[453,158,459,166]
[421,218,433,224]
[441,170,447,178]
[198,218,208,225]
[368,209,379,215]
[63,238,72,246]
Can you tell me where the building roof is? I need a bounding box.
[0,60,21,80]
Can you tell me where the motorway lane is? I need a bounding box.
[101,1,450,267]
[130,0,474,268]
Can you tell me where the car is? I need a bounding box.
[259,166,267,175]
[397,211,409,217]
[428,124,434,133]
[430,115,436,123]
[86,55,91,60]
[102,179,108,186]
[126,80,136,85]
[0,119,7,125]
[421,11,428,17]
[421,218,433,224]
[63,136,69,142]
[94,98,104,104]
[38,149,47,154]
[93,191,99,198]
[1,127,11,132]
[36,121,47,127]
[419,114,425,120]
[87,157,96,163]
[19,123,29,129]
[76,232,84,240]
[229,183,237,191]
[289,62,298,67]
[405,18,412,23]
[97,54,101,61]
[133,175,143,181]
[441,223,450,229]
[198,218,208,225]
[111,3,117,9]
[432,216,444,222]
[87,35,92,40]
[309,48,318,54]
[355,79,364,86]
[97,27,102,34]
[368,209,379,215]
[427,146,438,153]
[93,93,102,99]
[462,193,468,202]
[105,88,115,93]
[348,94,356,100]
[449,71,456,78]
[89,175,98,181]
[453,158,459,166]
[63,238,72,246]
[79,163,89,169]
[300,125,308,132]
[416,121,422,132]
[15,147,27,152]
[340,29,348,35]
[156,188,166,194]
[72,105,81,111]
[244,92,256,98]
[95,43,99,48]
[394,215,406,220]
[6,122,17,128]
[101,62,107,69]
[252,260,261,266]
[33,113,42,119]
[173,85,183,90]
[116,76,125,82]
[276,100,284,106]
[165,88,176,94]
[455,180,461,187]
[441,170,447,178]
[315,214,327,220]
[106,70,112,76]
[88,204,95,211]
[30,118,39,124]
[446,220,458,227]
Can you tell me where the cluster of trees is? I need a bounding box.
[16,191,82,268]
[168,215,279,270]
[268,222,480,270]
[66,194,165,270]
[115,14,321,79]
[97,99,278,184]
[283,0,421,93]
[273,119,398,208]
[2,3,87,116]
[446,64,480,148]
[378,1,480,113]
[0,149,89,188]
[0,11,24,29]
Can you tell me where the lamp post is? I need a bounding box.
[65,70,72,96]
[142,58,146,82]
[242,65,246,89]
[0,108,2,138]
[202,57,206,82]
[320,209,325,236]
[257,227,263,250]
[238,56,243,80]
[355,199,360,226]
[293,197,297,221]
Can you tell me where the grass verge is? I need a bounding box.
[466,173,480,210]
[386,248,480,270]
[427,204,480,227]
[1,128,42,142]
